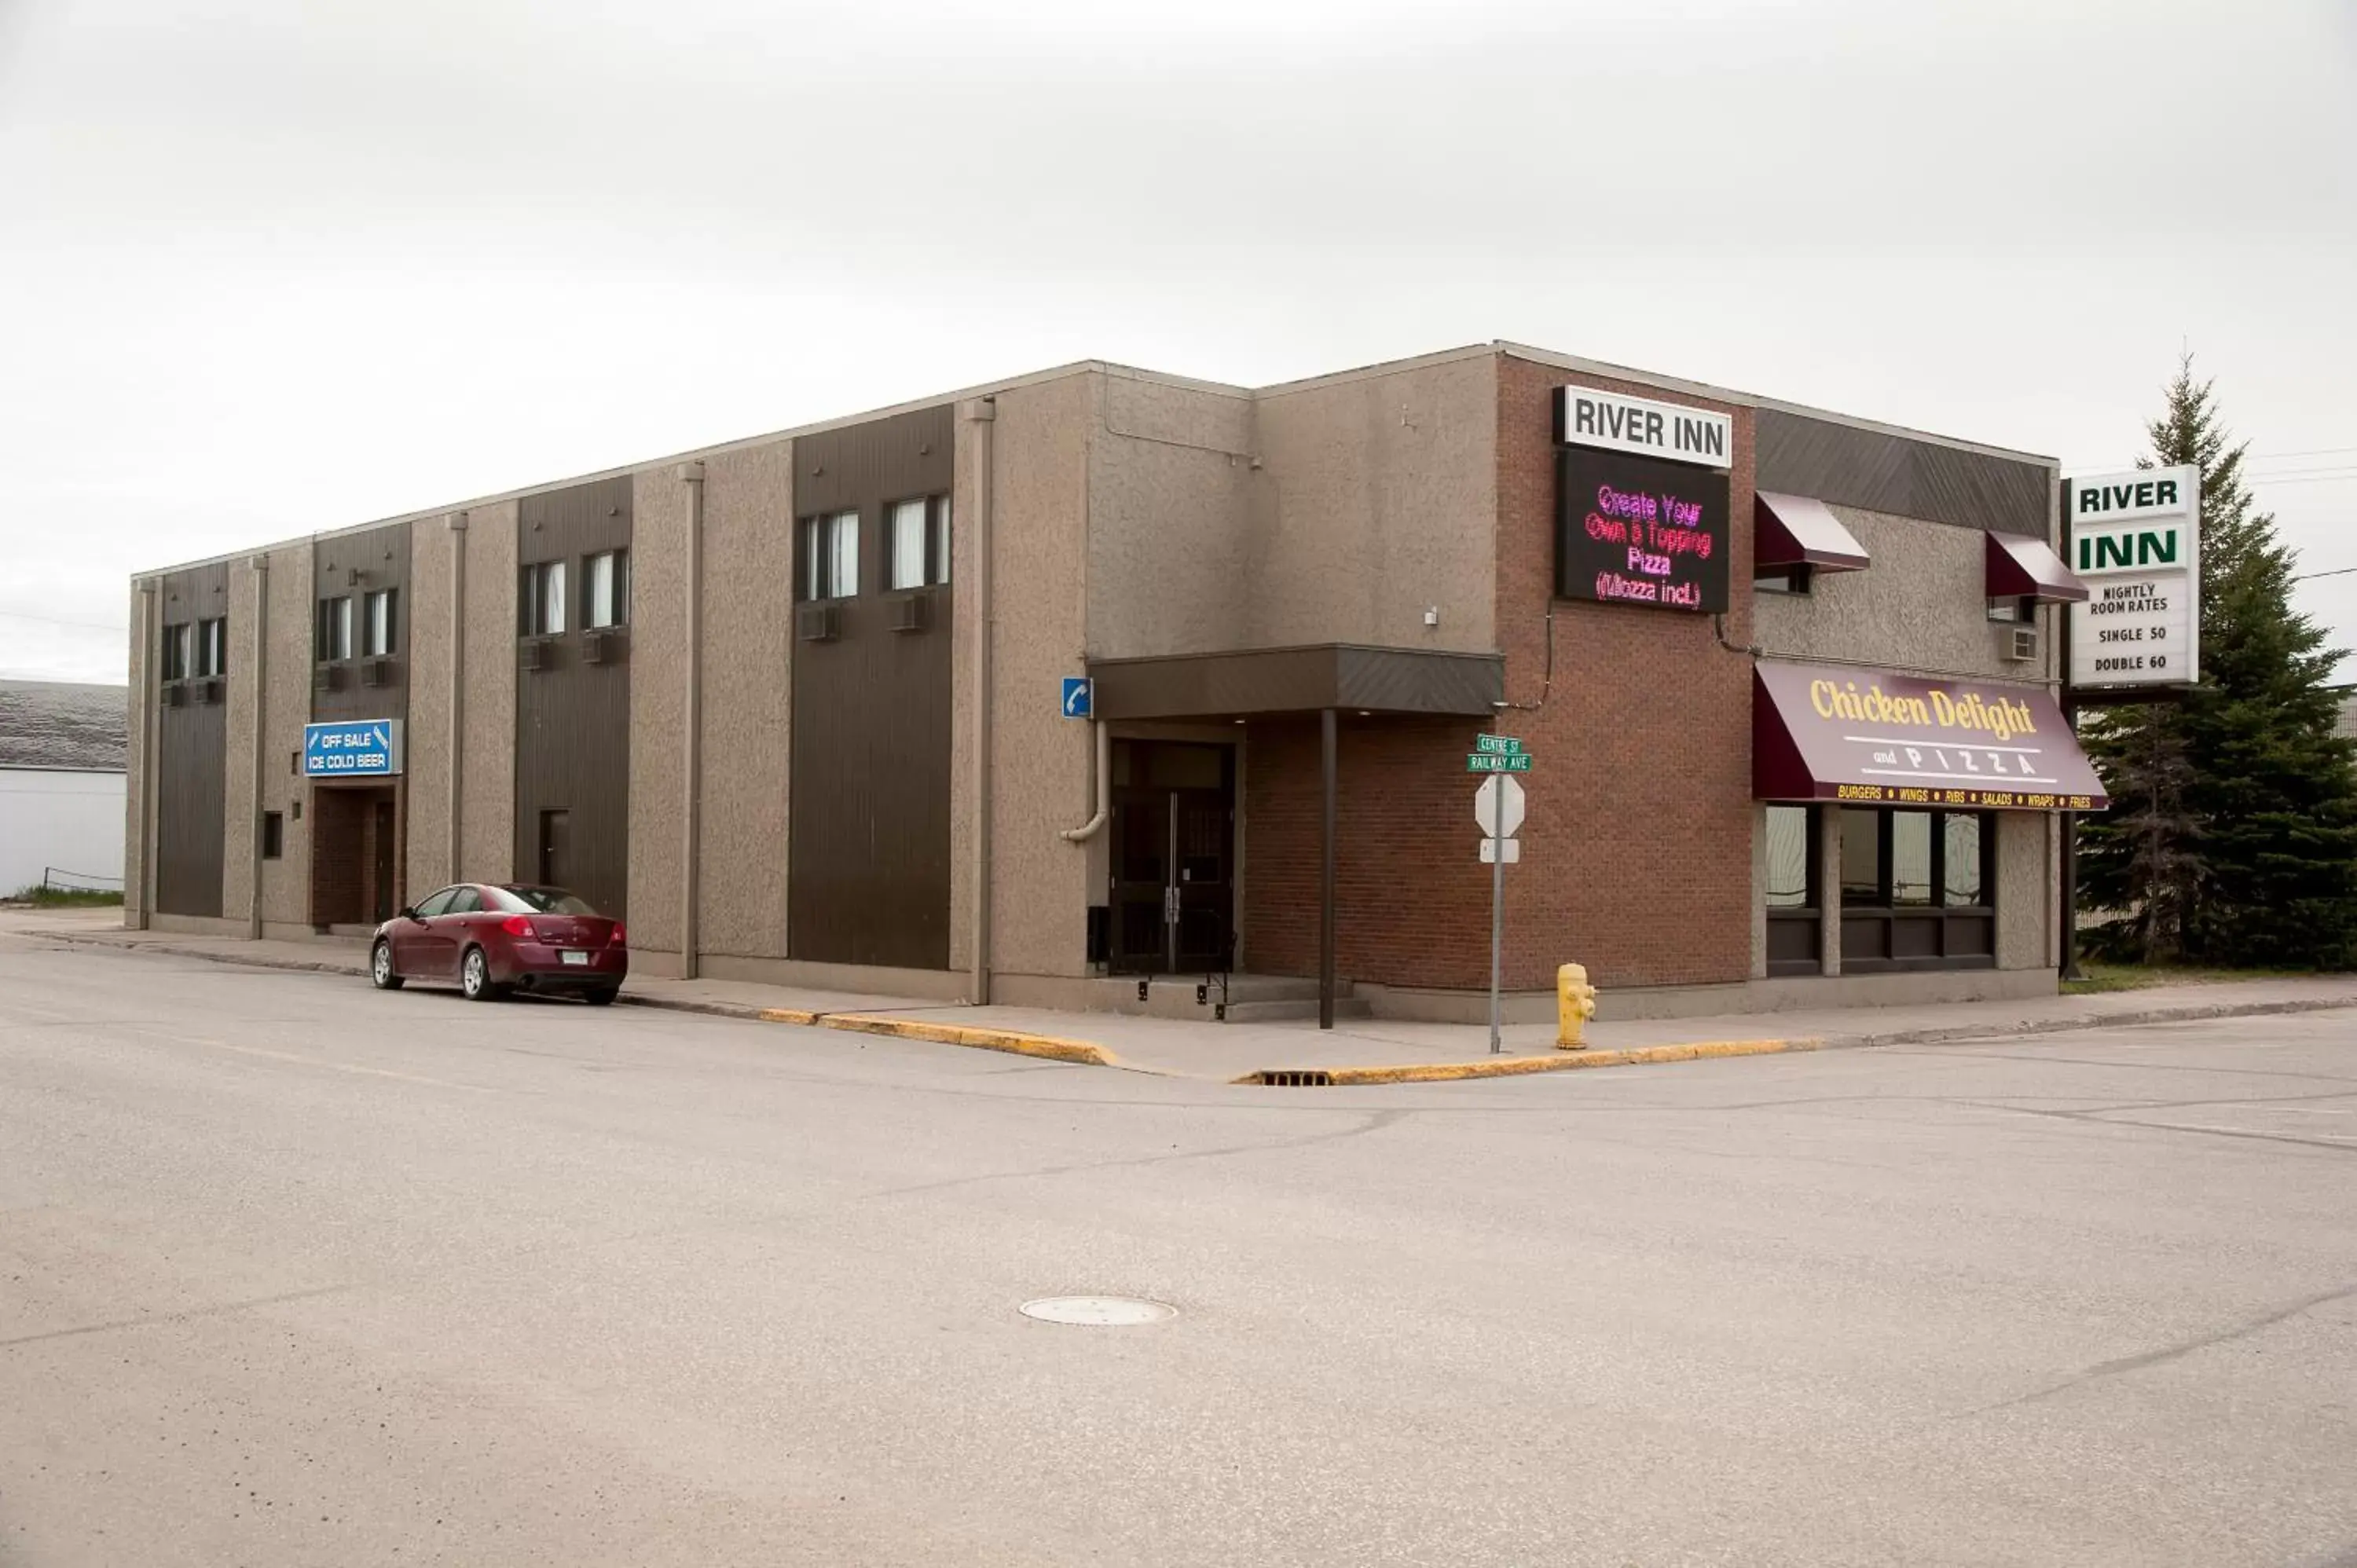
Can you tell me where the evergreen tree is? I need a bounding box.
[2080,357,2357,968]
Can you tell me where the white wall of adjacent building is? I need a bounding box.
[0,768,126,895]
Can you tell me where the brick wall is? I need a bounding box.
[1243,713,1497,988]
[1494,356,1758,989]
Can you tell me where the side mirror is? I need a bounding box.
[398,907,420,922]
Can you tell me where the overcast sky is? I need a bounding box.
[2,0,2352,685]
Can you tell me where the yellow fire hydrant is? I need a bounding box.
[1556,963,1597,1050]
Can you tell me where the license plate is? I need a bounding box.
[560,950,590,966]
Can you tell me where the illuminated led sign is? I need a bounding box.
[1555,446,1731,614]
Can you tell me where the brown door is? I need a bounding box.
[371,798,397,923]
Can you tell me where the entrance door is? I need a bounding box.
[1108,742,1233,976]
[371,798,397,923]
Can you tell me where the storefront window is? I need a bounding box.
[1944,815,1985,907]
[1765,805,1813,909]
[1891,811,1934,905]
[1840,808,1882,906]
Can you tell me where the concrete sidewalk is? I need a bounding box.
[11,906,2356,1083]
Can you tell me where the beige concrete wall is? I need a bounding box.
[260,542,313,925]
[698,439,796,960]
[1086,374,1254,660]
[124,583,152,925]
[407,518,459,896]
[627,467,691,962]
[1996,810,2048,969]
[1244,355,1497,653]
[1754,507,2052,682]
[222,559,262,921]
[460,501,517,882]
[980,374,1098,984]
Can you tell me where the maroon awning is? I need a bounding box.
[1986,532,2088,603]
[1756,492,1870,572]
[1754,661,2108,810]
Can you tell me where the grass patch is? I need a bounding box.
[7,885,124,907]
[2064,959,2317,995]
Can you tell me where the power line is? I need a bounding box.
[0,608,126,635]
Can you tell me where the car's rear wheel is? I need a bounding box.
[371,940,405,991]
[584,986,619,1007]
[460,947,503,1002]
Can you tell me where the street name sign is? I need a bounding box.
[1467,751,1534,773]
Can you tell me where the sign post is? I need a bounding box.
[1473,762,1528,1056]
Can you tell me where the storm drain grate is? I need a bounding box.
[1250,1069,1334,1087]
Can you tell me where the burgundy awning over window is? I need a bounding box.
[1755,492,1870,573]
[1985,533,2088,603]
[1754,661,2108,811]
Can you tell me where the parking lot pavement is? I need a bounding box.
[3,931,2354,1566]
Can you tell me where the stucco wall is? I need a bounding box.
[1247,354,1497,654]
[406,518,458,895]
[261,542,313,925]
[627,467,691,961]
[1087,374,1254,660]
[222,559,260,921]
[698,439,796,960]
[1996,810,2048,969]
[460,501,517,882]
[1752,505,2055,683]
[984,374,1097,983]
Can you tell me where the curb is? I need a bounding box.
[819,1013,1124,1068]
[1237,1037,1820,1086]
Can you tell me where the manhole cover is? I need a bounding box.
[1018,1295,1176,1326]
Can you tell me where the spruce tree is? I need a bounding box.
[2079,357,2357,969]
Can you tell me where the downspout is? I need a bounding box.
[1059,720,1109,841]
[137,582,158,929]
[247,553,269,939]
[446,511,467,882]
[679,462,706,980]
[965,397,997,1006]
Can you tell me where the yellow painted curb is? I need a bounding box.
[757,1007,823,1026]
[1237,1036,1822,1086]
[818,1013,1123,1068]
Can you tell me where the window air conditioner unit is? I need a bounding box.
[886,592,932,634]
[200,677,225,705]
[796,602,840,643]
[583,629,625,665]
[2004,625,2040,662]
[520,638,554,672]
[361,657,395,687]
[313,663,347,692]
[163,682,189,707]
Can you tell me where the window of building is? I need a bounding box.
[886,496,951,591]
[585,550,629,628]
[161,622,192,682]
[1986,596,2035,623]
[262,811,284,859]
[800,511,860,601]
[520,561,567,636]
[1764,805,1815,909]
[191,617,228,677]
[362,589,398,657]
[318,596,354,661]
[1754,564,1813,595]
[1837,808,1998,973]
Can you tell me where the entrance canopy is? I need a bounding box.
[1088,643,1502,720]
[1754,660,2108,811]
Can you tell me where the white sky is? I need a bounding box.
[2,0,2352,685]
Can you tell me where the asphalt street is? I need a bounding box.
[2,929,2354,1567]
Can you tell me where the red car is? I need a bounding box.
[369,883,628,1005]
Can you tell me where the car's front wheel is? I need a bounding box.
[460,947,502,1002]
[371,940,405,991]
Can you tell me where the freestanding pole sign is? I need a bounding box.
[1474,764,1528,1055]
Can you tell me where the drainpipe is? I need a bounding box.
[136,581,158,929]
[964,397,997,1006]
[678,462,706,980]
[1059,720,1109,841]
[247,554,269,939]
[445,512,467,883]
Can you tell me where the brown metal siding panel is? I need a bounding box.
[312,522,412,727]
[1755,410,2049,537]
[1088,645,1503,720]
[514,478,633,919]
[156,562,229,916]
[789,407,955,968]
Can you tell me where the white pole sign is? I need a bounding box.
[1474,774,1526,838]
[2066,464,2200,691]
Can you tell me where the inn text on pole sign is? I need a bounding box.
[2066,464,2200,693]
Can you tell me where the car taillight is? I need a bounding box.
[501,915,533,937]
[608,923,627,947]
